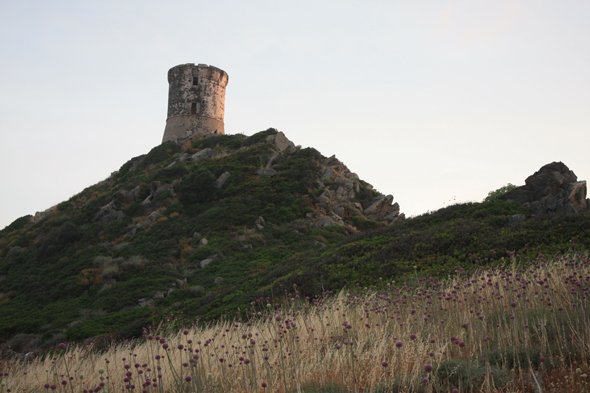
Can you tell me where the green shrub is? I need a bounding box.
[138,142,181,170]
[290,382,347,393]
[117,155,144,178]
[1,215,32,233]
[124,201,145,217]
[435,359,512,390]
[484,183,517,203]
[57,201,73,212]
[178,169,217,205]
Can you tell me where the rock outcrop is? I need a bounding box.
[502,162,589,215]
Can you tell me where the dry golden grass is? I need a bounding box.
[1,250,589,393]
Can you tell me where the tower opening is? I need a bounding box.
[191,103,197,114]
[193,77,198,86]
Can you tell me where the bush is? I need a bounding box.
[178,168,217,205]
[435,359,512,390]
[484,183,517,203]
[188,285,205,297]
[57,201,73,212]
[2,215,32,233]
[121,255,146,269]
[138,142,181,170]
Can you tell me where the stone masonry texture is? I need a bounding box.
[162,63,228,143]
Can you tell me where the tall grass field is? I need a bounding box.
[1,249,589,392]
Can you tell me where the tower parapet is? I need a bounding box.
[162,63,229,143]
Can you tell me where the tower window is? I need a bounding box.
[193,77,198,86]
[191,103,197,114]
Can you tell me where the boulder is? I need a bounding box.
[256,168,278,177]
[503,162,588,215]
[215,171,231,188]
[150,181,161,196]
[315,216,338,227]
[364,195,398,222]
[113,189,133,206]
[200,258,214,268]
[191,148,215,162]
[138,298,154,307]
[177,153,191,162]
[94,201,124,223]
[6,246,23,258]
[153,292,164,299]
[129,185,142,200]
[508,214,526,224]
[255,216,265,229]
[318,190,333,209]
[198,238,208,246]
[267,132,296,152]
[214,277,224,284]
[148,211,162,222]
[153,184,174,199]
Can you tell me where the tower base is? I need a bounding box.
[162,115,225,144]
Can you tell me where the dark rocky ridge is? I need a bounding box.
[502,161,588,215]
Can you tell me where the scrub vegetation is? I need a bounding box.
[1,250,589,392]
[0,130,589,392]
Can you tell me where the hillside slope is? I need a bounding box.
[0,129,401,347]
[1,130,589,354]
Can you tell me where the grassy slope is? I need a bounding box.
[0,130,589,349]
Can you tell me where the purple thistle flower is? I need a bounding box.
[262,382,268,388]
[458,341,465,348]
[185,376,192,382]
[395,341,403,348]
[425,364,433,372]
[382,361,388,367]
[410,334,417,340]
[422,378,429,384]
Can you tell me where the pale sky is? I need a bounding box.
[1,1,589,229]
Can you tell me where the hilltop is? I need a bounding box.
[0,129,589,355]
[0,129,401,348]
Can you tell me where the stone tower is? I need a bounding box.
[162,63,229,143]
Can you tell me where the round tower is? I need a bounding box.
[162,63,229,143]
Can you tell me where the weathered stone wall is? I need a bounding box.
[162,63,229,143]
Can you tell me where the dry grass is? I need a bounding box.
[1,250,589,392]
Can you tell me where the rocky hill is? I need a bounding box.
[0,129,403,349]
[1,130,589,356]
